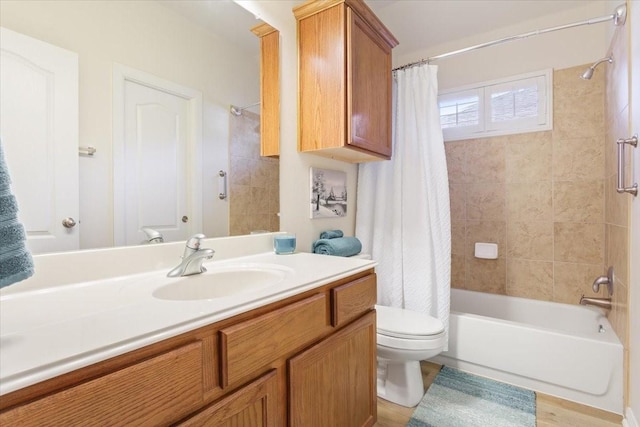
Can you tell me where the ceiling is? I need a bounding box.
[366,0,606,59]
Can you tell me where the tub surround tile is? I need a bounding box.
[611,279,628,347]
[445,141,467,184]
[443,63,611,308]
[451,222,466,255]
[449,184,467,222]
[605,171,630,228]
[553,262,604,305]
[507,259,553,300]
[554,222,604,264]
[465,221,506,259]
[465,257,506,295]
[466,183,505,221]
[505,132,552,183]
[466,138,505,183]
[553,180,604,223]
[607,224,629,287]
[605,25,629,119]
[553,64,604,98]
[451,253,466,289]
[506,221,553,261]
[506,181,553,221]
[552,137,605,181]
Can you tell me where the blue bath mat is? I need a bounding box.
[408,366,536,427]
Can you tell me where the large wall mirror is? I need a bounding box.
[0,0,280,255]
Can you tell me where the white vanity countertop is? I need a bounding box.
[0,251,376,396]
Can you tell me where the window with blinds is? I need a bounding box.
[438,70,552,141]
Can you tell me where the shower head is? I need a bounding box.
[230,102,260,116]
[581,56,613,80]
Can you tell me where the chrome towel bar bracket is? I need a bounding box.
[617,135,638,196]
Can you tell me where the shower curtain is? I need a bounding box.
[355,64,451,346]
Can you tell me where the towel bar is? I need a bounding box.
[616,135,637,196]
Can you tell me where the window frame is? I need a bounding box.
[438,69,553,142]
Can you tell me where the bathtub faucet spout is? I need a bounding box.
[579,295,612,310]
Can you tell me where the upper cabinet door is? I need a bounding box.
[347,8,393,158]
[0,27,79,254]
[251,23,280,158]
[294,0,398,163]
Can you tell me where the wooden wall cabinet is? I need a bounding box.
[251,23,280,157]
[294,0,398,163]
[0,272,377,427]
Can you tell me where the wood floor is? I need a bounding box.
[374,362,623,427]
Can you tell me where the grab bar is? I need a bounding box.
[616,135,637,196]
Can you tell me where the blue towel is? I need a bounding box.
[312,237,362,257]
[319,229,344,239]
[0,142,34,288]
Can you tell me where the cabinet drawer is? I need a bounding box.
[0,341,204,426]
[331,273,376,327]
[178,370,279,427]
[220,293,330,387]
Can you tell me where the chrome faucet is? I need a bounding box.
[142,227,164,244]
[579,295,612,310]
[167,234,215,277]
[579,267,614,310]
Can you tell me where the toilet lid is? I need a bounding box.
[376,305,444,339]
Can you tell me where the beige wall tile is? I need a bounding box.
[507,221,553,261]
[505,132,552,183]
[554,64,604,98]
[230,157,253,186]
[466,221,506,259]
[466,257,506,294]
[554,222,604,264]
[466,182,505,221]
[451,221,465,255]
[466,138,505,183]
[553,136,605,181]
[445,141,467,184]
[605,25,629,119]
[605,174,630,227]
[451,253,466,289]
[449,184,466,221]
[506,181,552,221]
[607,224,629,287]
[554,180,604,222]
[507,259,553,300]
[553,262,604,304]
[610,278,628,347]
[605,106,630,177]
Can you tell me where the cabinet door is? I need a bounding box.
[178,370,280,427]
[289,312,377,427]
[347,8,393,159]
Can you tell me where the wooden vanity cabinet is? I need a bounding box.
[0,271,377,427]
[251,22,280,157]
[294,0,398,163]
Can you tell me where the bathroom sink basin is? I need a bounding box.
[153,264,292,301]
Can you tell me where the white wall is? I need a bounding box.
[237,0,358,253]
[392,1,611,90]
[0,0,260,249]
[627,1,640,424]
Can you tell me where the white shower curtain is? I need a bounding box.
[356,64,451,347]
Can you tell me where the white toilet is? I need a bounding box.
[375,304,446,407]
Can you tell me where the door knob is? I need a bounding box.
[62,217,77,228]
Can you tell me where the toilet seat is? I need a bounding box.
[376,305,445,351]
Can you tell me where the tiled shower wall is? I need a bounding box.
[229,111,280,236]
[604,19,630,403]
[446,64,607,304]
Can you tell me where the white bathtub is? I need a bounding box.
[431,288,623,414]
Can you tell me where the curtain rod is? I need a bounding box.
[392,3,627,72]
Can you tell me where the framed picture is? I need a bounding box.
[310,167,347,219]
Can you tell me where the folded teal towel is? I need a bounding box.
[312,237,362,257]
[319,229,344,239]
[0,142,34,288]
